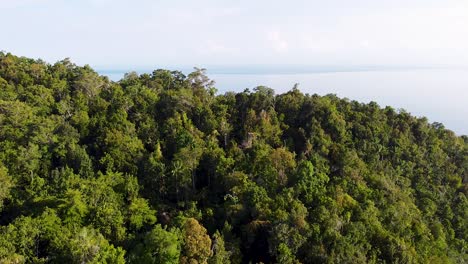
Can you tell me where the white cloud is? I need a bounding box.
[202,41,236,55]
[359,40,370,48]
[267,31,288,53]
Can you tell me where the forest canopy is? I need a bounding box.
[0,52,466,263]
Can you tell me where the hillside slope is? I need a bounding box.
[0,52,466,263]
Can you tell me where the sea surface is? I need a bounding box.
[99,69,468,136]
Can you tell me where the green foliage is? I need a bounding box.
[180,218,213,264]
[209,231,231,264]
[128,197,157,230]
[58,189,88,227]
[65,227,126,264]
[129,224,181,264]
[0,164,13,211]
[0,52,466,263]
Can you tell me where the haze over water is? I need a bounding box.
[100,68,468,136]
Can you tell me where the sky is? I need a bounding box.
[1,0,468,69]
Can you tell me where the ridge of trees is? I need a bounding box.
[0,52,466,263]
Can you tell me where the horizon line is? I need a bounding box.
[96,64,468,76]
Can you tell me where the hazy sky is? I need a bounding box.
[2,0,468,68]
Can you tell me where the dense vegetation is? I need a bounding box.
[0,52,466,263]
